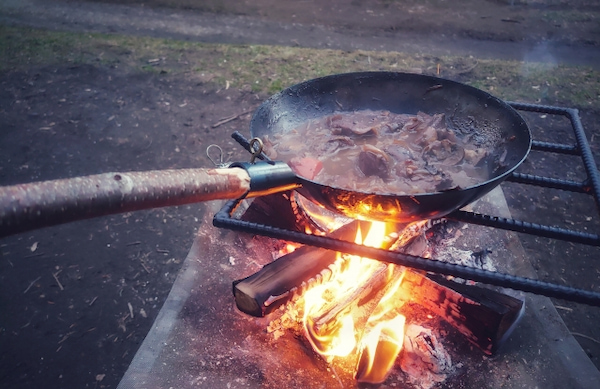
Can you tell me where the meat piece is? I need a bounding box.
[358,145,391,179]
[428,113,446,131]
[315,136,355,156]
[382,114,413,133]
[383,141,413,165]
[417,126,438,146]
[463,148,487,165]
[403,112,445,135]
[437,128,457,143]
[423,139,464,166]
[328,114,377,136]
[402,116,421,132]
[288,157,323,180]
[327,111,392,137]
[398,160,438,194]
[401,160,420,177]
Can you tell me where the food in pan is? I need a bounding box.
[263,110,493,195]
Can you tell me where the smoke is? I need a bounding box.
[522,40,558,75]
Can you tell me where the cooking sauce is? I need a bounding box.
[263,110,492,195]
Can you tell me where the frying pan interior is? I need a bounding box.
[250,72,531,222]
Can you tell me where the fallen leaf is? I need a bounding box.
[30,242,38,252]
[96,374,105,382]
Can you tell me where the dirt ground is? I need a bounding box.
[2,0,600,68]
[0,1,599,389]
[97,0,600,46]
[0,65,256,388]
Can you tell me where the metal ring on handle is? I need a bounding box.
[206,144,228,168]
[249,138,264,164]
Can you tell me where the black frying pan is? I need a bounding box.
[249,71,531,222]
[0,72,530,237]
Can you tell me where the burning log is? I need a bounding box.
[396,270,525,355]
[305,263,405,356]
[233,220,371,317]
[355,315,406,384]
[308,264,392,333]
[234,205,524,389]
[234,225,523,355]
[304,223,405,345]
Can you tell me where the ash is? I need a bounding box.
[426,221,496,272]
[399,324,453,389]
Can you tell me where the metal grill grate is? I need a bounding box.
[449,102,600,246]
[214,104,600,305]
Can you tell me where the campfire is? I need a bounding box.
[232,192,524,387]
[113,100,600,388]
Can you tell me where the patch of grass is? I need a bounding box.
[1,25,598,111]
[542,10,596,24]
[464,60,600,109]
[0,27,87,67]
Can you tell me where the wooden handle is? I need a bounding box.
[0,167,250,238]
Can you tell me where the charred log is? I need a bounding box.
[397,270,524,355]
[240,191,308,232]
[306,264,404,355]
[233,220,371,317]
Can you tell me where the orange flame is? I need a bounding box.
[355,270,407,383]
[302,222,386,356]
[302,220,409,382]
[355,315,405,383]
